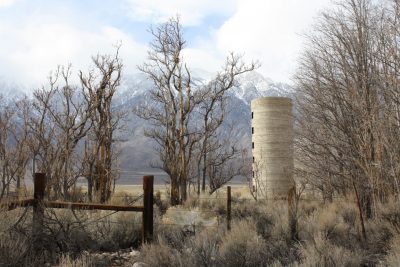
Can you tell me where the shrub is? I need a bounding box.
[296,233,363,267]
[381,199,400,234]
[139,239,194,267]
[57,253,94,267]
[232,200,275,239]
[379,234,400,267]
[298,200,320,217]
[217,220,267,267]
[183,194,200,209]
[0,232,30,267]
[199,197,225,216]
[189,227,223,267]
[154,190,169,214]
[154,224,187,250]
[361,220,393,265]
[85,211,141,251]
[110,191,143,206]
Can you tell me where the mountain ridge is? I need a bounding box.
[0,71,294,181]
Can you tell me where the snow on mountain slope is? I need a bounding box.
[0,71,294,172]
[232,71,294,105]
[116,71,294,107]
[114,71,294,170]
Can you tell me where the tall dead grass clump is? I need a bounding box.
[379,234,400,267]
[154,224,187,250]
[296,233,363,267]
[232,200,275,239]
[56,253,94,267]
[0,232,31,267]
[189,227,224,267]
[380,199,400,234]
[87,211,142,250]
[0,207,33,267]
[217,220,267,267]
[139,238,194,267]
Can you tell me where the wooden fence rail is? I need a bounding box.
[1,175,236,247]
[1,173,154,244]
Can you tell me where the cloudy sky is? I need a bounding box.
[0,0,333,90]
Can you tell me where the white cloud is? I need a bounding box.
[0,0,16,8]
[0,21,147,89]
[214,0,332,83]
[0,0,336,90]
[123,0,239,26]
[181,47,223,75]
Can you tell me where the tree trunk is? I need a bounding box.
[63,178,69,201]
[361,187,373,219]
[202,151,207,192]
[197,167,201,196]
[180,178,187,203]
[353,181,367,241]
[87,177,93,202]
[170,178,180,205]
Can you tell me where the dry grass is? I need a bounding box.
[56,253,94,267]
[379,234,400,267]
[218,220,267,267]
[295,233,364,267]
[1,186,400,266]
[137,189,400,267]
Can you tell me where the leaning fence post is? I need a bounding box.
[142,175,154,244]
[227,186,231,231]
[32,173,46,247]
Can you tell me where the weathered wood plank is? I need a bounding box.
[0,198,35,211]
[44,201,144,212]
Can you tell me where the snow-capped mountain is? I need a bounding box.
[114,71,294,170]
[0,71,294,173]
[116,71,293,107]
[232,71,294,105]
[0,80,26,104]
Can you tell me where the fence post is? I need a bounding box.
[32,173,46,247]
[227,186,231,231]
[142,175,154,244]
[288,186,298,240]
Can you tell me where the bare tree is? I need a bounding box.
[205,124,247,194]
[29,66,92,200]
[197,55,258,194]
[295,0,400,228]
[26,49,123,203]
[135,17,257,205]
[80,49,124,203]
[0,96,30,199]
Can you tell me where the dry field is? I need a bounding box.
[1,185,400,266]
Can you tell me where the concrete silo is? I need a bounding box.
[251,97,294,199]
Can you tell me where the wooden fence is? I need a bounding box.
[1,173,154,244]
[1,174,234,246]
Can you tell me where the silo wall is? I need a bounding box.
[251,97,294,199]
